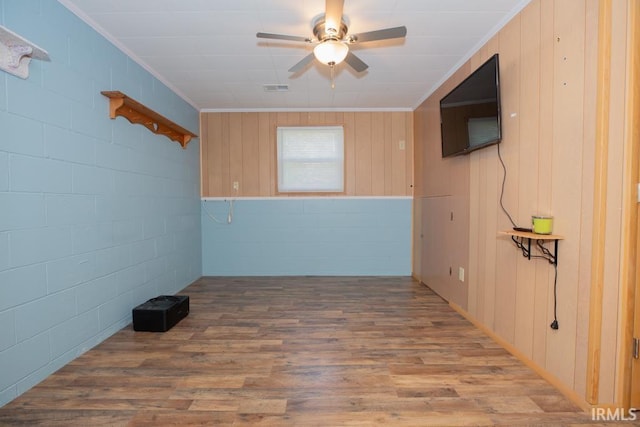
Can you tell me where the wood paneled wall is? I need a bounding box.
[200,112,413,197]
[413,0,631,406]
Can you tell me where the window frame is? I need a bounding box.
[276,125,346,195]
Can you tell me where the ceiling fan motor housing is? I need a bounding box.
[313,18,349,42]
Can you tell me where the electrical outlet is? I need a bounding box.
[458,267,465,282]
[233,181,239,190]
[399,140,406,150]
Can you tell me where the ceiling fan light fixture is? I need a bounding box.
[313,40,348,66]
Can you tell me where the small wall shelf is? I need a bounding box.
[101,91,197,148]
[500,230,564,265]
[0,25,50,79]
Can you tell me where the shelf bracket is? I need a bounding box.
[511,236,559,265]
[101,91,197,148]
[501,230,563,266]
[0,25,50,79]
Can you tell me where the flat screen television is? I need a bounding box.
[440,54,501,158]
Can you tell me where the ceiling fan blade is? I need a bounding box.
[288,53,316,73]
[350,26,407,43]
[344,51,368,73]
[256,32,311,43]
[325,0,344,32]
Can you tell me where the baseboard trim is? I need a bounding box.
[449,302,592,412]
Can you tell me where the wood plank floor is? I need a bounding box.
[0,277,620,426]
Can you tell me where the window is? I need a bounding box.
[277,126,344,193]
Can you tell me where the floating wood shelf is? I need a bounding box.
[500,230,564,241]
[101,91,197,148]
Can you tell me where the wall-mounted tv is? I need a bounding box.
[440,54,501,158]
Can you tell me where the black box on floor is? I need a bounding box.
[132,295,189,332]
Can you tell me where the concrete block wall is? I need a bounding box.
[0,0,201,406]
[202,198,412,276]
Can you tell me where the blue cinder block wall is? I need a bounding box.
[0,0,201,406]
[202,198,412,276]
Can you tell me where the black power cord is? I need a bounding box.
[536,240,559,329]
[550,264,559,330]
[497,143,517,228]
[498,144,559,330]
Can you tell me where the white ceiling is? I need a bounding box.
[58,0,530,111]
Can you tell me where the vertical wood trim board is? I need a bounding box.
[201,112,413,198]
[598,0,631,404]
[586,0,613,405]
[616,0,640,409]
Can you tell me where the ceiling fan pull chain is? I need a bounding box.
[331,64,336,89]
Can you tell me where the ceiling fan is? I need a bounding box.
[256,0,407,87]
